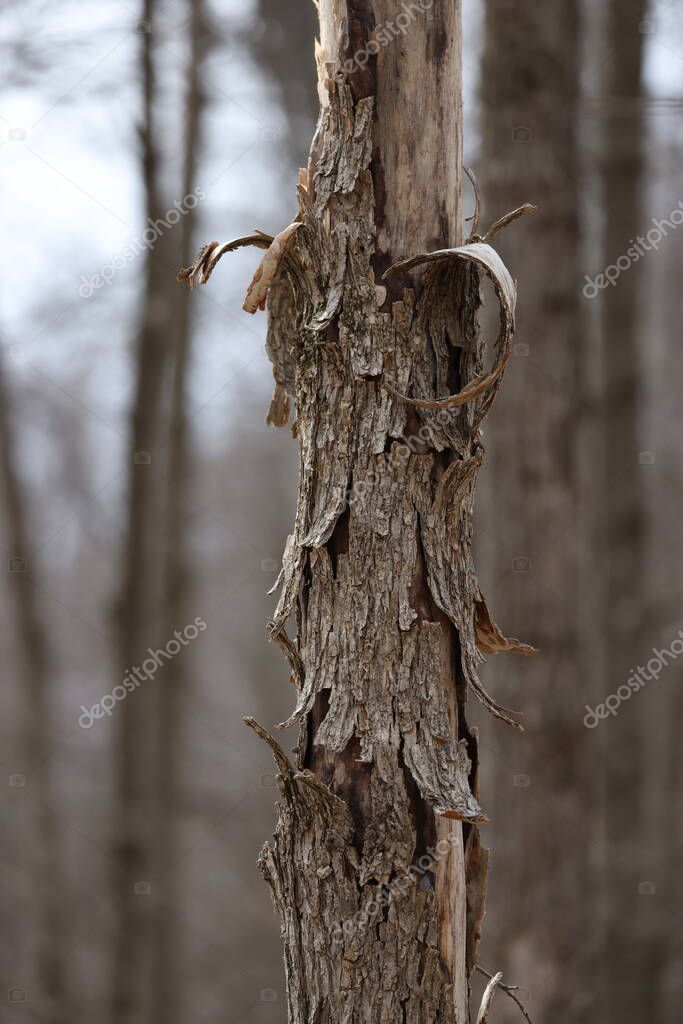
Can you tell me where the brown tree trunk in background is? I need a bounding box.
[185,2,531,1018]
[152,4,210,1023]
[250,0,318,162]
[599,2,647,1022]
[651,179,683,1022]
[111,1,174,1020]
[0,356,69,1024]
[480,2,588,1017]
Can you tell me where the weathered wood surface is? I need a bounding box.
[183,3,531,1020]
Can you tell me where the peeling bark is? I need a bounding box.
[184,3,531,1019]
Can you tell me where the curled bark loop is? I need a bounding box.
[177,222,302,314]
[177,233,272,288]
[381,241,516,420]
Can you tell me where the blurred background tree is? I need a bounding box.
[479,2,589,1018]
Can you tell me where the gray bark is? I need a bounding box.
[183,3,532,1019]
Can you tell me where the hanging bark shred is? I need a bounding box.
[243,222,302,313]
[181,66,533,1023]
[176,232,273,288]
[475,596,537,657]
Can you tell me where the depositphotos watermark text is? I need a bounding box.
[330,830,460,947]
[583,629,683,727]
[78,187,206,299]
[79,617,207,728]
[339,0,434,77]
[583,201,683,298]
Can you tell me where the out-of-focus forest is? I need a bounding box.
[1,2,681,1023]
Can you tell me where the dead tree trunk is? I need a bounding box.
[480,1,588,1016]
[181,3,532,1019]
[0,354,69,1024]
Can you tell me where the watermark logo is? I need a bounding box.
[78,187,206,299]
[583,202,683,298]
[330,831,460,947]
[583,629,683,727]
[512,127,531,142]
[79,617,207,728]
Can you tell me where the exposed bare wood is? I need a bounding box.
[475,965,534,1024]
[475,970,503,1024]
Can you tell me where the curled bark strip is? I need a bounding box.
[266,380,290,428]
[177,233,273,288]
[383,360,509,412]
[475,971,503,1024]
[475,597,537,657]
[464,165,482,239]
[381,242,516,415]
[243,716,295,781]
[263,260,301,429]
[268,624,305,689]
[475,965,535,1024]
[419,453,524,730]
[470,675,524,730]
[465,826,489,975]
[243,222,302,314]
[384,242,516,314]
[483,202,537,242]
